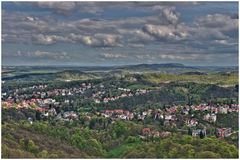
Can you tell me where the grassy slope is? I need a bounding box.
[141,73,238,86]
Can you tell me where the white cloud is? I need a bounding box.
[32,34,69,45]
[2,3,238,57]
[15,50,70,60]
[142,24,188,41]
[100,53,126,59]
[159,54,201,60]
[160,7,180,25]
[69,33,121,47]
[36,2,76,15]
[195,14,238,31]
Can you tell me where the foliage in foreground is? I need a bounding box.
[2,121,238,158]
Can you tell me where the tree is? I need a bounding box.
[199,130,205,139]
[196,151,220,158]
[188,128,192,136]
[37,150,48,158]
[35,111,41,121]
[111,121,129,138]
[85,138,105,156]
[89,118,97,129]
[19,138,26,150]
[27,140,39,154]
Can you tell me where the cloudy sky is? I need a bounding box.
[2,2,239,66]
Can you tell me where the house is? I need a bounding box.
[128,93,133,96]
[36,107,48,112]
[147,109,153,115]
[138,114,145,120]
[94,99,100,103]
[41,93,46,98]
[142,128,151,136]
[166,107,177,114]
[142,111,147,116]
[103,98,109,103]
[119,114,127,120]
[104,110,114,115]
[154,112,162,120]
[121,93,127,97]
[165,115,172,120]
[192,129,206,137]
[28,117,33,124]
[152,130,160,137]
[63,111,78,120]
[211,107,218,114]
[101,113,110,118]
[42,111,49,117]
[127,113,134,120]
[216,128,231,137]
[182,109,189,115]
[209,113,217,122]
[219,107,228,114]
[204,113,217,123]
[48,108,57,116]
[114,109,124,114]
[43,98,56,104]
[186,118,198,127]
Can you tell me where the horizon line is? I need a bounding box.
[2,63,239,68]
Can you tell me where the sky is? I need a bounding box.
[2,2,239,66]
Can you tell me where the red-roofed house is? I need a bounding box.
[216,128,231,138]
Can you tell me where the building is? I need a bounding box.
[204,113,217,123]
[219,107,228,114]
[142,128,151,136]
[186,118,198,127]
[216,128,231,137]
[192,129,206,137]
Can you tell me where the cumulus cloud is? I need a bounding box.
[2,2,238,66]
[35,2,76,15]
[195,14,238,31]
[2,8,237,48]
[15,50,70,60]
[32,34,69,45]
[159,53,201,60]
[100,53,126,59]
[69,33,122,47]
[142,24,188,41]
[34,2,104,15]
[159,7,180,25]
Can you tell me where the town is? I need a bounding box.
[2,81,238,140]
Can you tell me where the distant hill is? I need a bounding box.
[2,64,238,81]
[181,71,208,75]
[114,63,201,74]
[124,63,185,68]
[57,70,85,75]
[118,63,187,70]
[56,70,101,81]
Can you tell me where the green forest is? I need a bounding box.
[2,120,238,158]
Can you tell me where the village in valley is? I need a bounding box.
[2,80,238,140]
[2,1,239,158]
[2,64,239,158]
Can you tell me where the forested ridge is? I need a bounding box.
[2,120,238,158]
